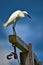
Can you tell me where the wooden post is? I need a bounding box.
[28,44,34,65]
[20,44,34,65]
[20,52,29,65]
[9,35,42,65]
[9,35,29,53]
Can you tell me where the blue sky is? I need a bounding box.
[0,0,43,65]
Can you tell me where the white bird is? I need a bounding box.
[3,10,31,28]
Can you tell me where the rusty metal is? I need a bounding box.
[14,52,18,59]
[7,45,18,60]
[7,53,13,60]
[7,25,18,60]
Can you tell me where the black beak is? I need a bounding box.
[27,14,31,18]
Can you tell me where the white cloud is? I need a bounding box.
[0,40,20,65]
[0,49,19,65]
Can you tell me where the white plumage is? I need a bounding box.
[3,10,31,28]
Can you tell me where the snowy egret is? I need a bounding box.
[3,10,31,59]
[3,10,31,28]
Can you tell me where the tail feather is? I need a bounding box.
[3,23,8,28]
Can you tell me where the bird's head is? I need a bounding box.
[23,11,31,18]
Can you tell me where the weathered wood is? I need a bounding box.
[9,35,29,52]
[9,35,42,65]
[20,44,34,65]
